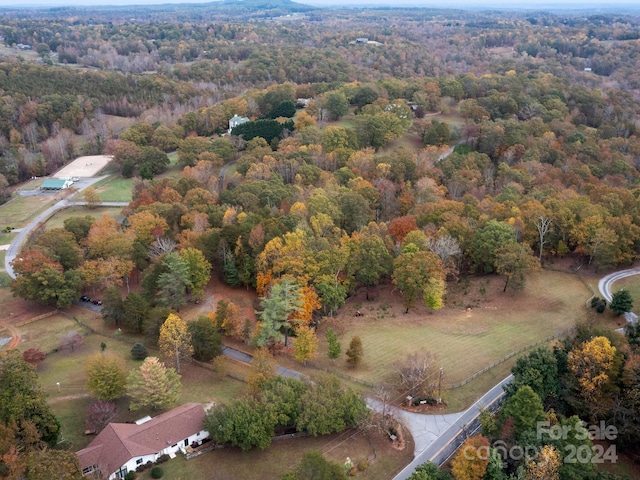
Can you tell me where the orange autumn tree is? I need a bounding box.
[292,285,321,327]
[388,215,419,244]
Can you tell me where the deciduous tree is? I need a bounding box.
[345,336,363,369]
[293,326,318,364]
[127,357,181,410]
[85,401,117,433]
[23,448,83,480]
[396,351,440,399]
[85,353,128,401]
[495,243,540,292]
[247,348,276,394]
[568,336,616,402]
[179,247,212,302]
[392,244,446,312]
[469,220,516,274]
[22,348,46,367]
[83,186,100,208]
[0,350,60,447]
[188,315,222,362]
[525,445,560,480]
[450,435,490,480]
[158,313,193,373]
[297,373,368,436]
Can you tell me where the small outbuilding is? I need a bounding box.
[40,178,73,190]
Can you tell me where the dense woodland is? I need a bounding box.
[2,2,640,479]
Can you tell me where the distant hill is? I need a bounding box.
[0,0,315,22]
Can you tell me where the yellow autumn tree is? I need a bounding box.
[158,313,194,373]
[568,336,616,401]
[246,348,276,394]
[451,435,490,480]
[294,326,318,364]
[525,445,561,480]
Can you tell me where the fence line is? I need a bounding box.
[447,327,575,389]
[15,310,58,327]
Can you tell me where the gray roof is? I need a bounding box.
[40,178,67,189]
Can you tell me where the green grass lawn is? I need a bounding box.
[93,176,133,202]
[43,206,124,229]
[136,429,410,480]
[607,275,640,316]
[0,232,18,245]
[33,316,248,450]
[0,194,58,229]
[313,271,589,403]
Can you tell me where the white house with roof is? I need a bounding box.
[77,403,208,479]
[228,114,250,134]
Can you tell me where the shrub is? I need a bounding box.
[590,297,607,313]
[22,348,46,366]
[150,466,164,478]
[212,355,227,378]
[131,343,148,360]
[124,472,137,480]
[357,460,369,472]
[155,454,169,464]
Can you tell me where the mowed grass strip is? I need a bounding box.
[315,271,588,387]
[43,206,124,229]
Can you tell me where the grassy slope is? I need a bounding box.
[312,271,589,398]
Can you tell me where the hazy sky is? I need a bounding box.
[1,0,637,8]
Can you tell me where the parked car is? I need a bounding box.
[92,299,102,306]
[80,295,91,302]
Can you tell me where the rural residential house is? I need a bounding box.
[77,403,208,479]
[228,114,250,134]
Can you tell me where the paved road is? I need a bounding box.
[598,267,640,303]
[218,160,237,192]
[390,375,512,480]
[366,398,463,457]
[221,345,303,380]
[4,190,127,279]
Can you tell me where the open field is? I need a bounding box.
[137,429,412,480]
[92,176,133,202]
[54,155,113,178]
[606,275,640,316]
[0,194,58,228]
[0,44,40,62]
[312,270,589,391]
[43,206,124,229]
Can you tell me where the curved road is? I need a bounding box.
[388,376,511,479]
[4,194,128,279]
[598,267,640,303]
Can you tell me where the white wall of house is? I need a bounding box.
[108,430,209,479]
